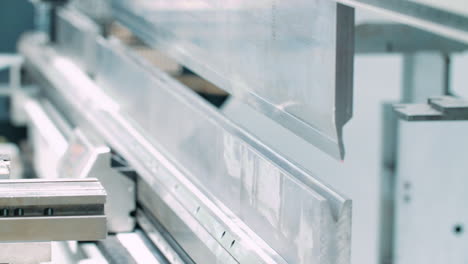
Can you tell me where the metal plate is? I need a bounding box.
[111,0,355,159]
[0,216,107,242]
[94,38,351,264]
[0,178,106,206]
[56,8,100,74]
[20,33,352,264]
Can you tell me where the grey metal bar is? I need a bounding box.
[110,0,355,160]
[0,178,106,242]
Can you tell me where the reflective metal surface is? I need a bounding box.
[58,129,136,233]
[56,8,100,74]
[95,38,352,264]
[69,0,112,25]
[137,211,189,264]
[23,96,68,179]
[394,96,468,121]
[111,0,355,159]
[0,178,107,242]
[337,0,468,43]
[20,32,352,264]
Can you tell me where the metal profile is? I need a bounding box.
[20,32,352,264]
[0,178,106,242]
[110,0,355,159]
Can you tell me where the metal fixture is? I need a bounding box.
[394,96,468,121]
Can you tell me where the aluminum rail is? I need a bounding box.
[0,178,106,242]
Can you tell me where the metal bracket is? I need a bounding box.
[394,96,468,121]
[58,129,136,233]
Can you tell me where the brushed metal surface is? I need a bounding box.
[111,0,355,159]
[0,216,107,242]
[0,178,106,242]
[20,32,351,264]
[0,178,106,206]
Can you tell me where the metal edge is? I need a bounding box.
[110,3,352,160]
[336,0,468,44]
[20,32,352,263]
[20,33,289,264]
[105,37,350,219]
[0,215,107,242]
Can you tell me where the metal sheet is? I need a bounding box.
[0,216,107,242]
[111,0,355,159]
[20,33,352,264]
[0,179,106,241]
[138,180,236,264]
[94,38,351,264]
[56,8,100,74]
[69,0,112,25]
[0,178,106,206]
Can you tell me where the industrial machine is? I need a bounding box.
[1,0,468,263]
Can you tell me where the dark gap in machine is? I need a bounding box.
[108,23,230,108]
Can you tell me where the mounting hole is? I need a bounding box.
[129,210,137,217]
[453,224,464,235]
[44,208,54,216]
[0,208,8,217]
[221,231,226,238]
[403,195,411,203]
[14,208,24,216]
[195,206,200,214]
[403,181,411,190]
[230,240,236,248]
